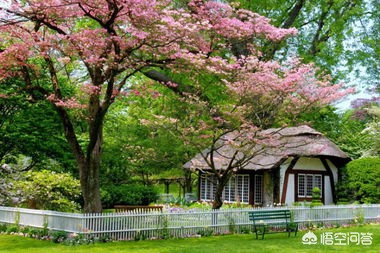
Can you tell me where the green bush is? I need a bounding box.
[101,184,159,208]
[20,226,31,235]
[0,223,7,232]
[197,227,214,237]
[311,187,323,207]
[50,230,68,243]
[337,157,380,203]
[13,170,81,212]
[28,227,49,239]
[6,225,19,234]
[63,233,95,245]
[239,227,251,234]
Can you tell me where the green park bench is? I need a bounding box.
[248,209,298,239]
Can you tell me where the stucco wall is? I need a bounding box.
[324,176,334,204]
[285,174,295,204]
[292,157,326,171]
[326,159,338,183]
[263,171,273,206]
[280,157,337,206]
[279,158,291,202]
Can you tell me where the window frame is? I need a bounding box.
[297,173,323,198]
[199,174,250,204]
[253,174,264,205]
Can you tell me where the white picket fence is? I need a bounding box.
[0,204,379,240]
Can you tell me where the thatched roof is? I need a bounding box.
[183,125,350,171]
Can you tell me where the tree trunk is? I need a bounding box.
[183,170,193,193]
[79,156,103,213]
[61,121,103,213]
[212,185,224,209]
[81,105,104,213]
[54,101,105,213]
[212,174,231,209]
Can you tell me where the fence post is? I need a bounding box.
[15,210,20,227]
[211,210,218,227]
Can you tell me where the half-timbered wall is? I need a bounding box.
[198,156,339,206]
[280,157,337,205]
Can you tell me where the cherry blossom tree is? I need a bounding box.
[0,0,352,212]
[179,61,353,209]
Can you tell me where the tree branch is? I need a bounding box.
[142,69,190,95]
[261,0,305,61]
[281,0,306,28]
[44,56,85,164]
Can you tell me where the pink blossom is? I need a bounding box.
[0,0,352,125]
[47,94,85,109]
[81,84,101,95]
[57,57,71,64]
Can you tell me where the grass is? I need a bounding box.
[0,224,379,253]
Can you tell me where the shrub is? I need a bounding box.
[337,157,380,203]
[311,187,323,207]
[101,184,158,208]
[20,226,31,235]
[6,225,19,234]
[197,227,214,237]
[0,223,7,233]
[239,227,251,234]
[13,170,81,212]
[50,230,68,243]
[63,233,95,245]
[134,230,148,241]
[28,227,49,239]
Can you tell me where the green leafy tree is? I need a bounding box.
[355,102,380,157]
[337,157,380,203]
[0,78,28,162]
[229,0,379,88]
[364,105,380,157]
[4,102,75,169]
[298,106,372,159]
[102,86,197,186]
[0,79,76,171]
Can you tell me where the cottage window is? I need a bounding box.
[200,174,250,203]
[200,175,216,201]
[224,175,250,203]
[223,176,236,202]
[298,174,322,198]
[254,175,263,204]
[237,175,250,203]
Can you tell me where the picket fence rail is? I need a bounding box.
[0,204,379,240]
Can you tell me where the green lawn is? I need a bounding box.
[0,225,379,253]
